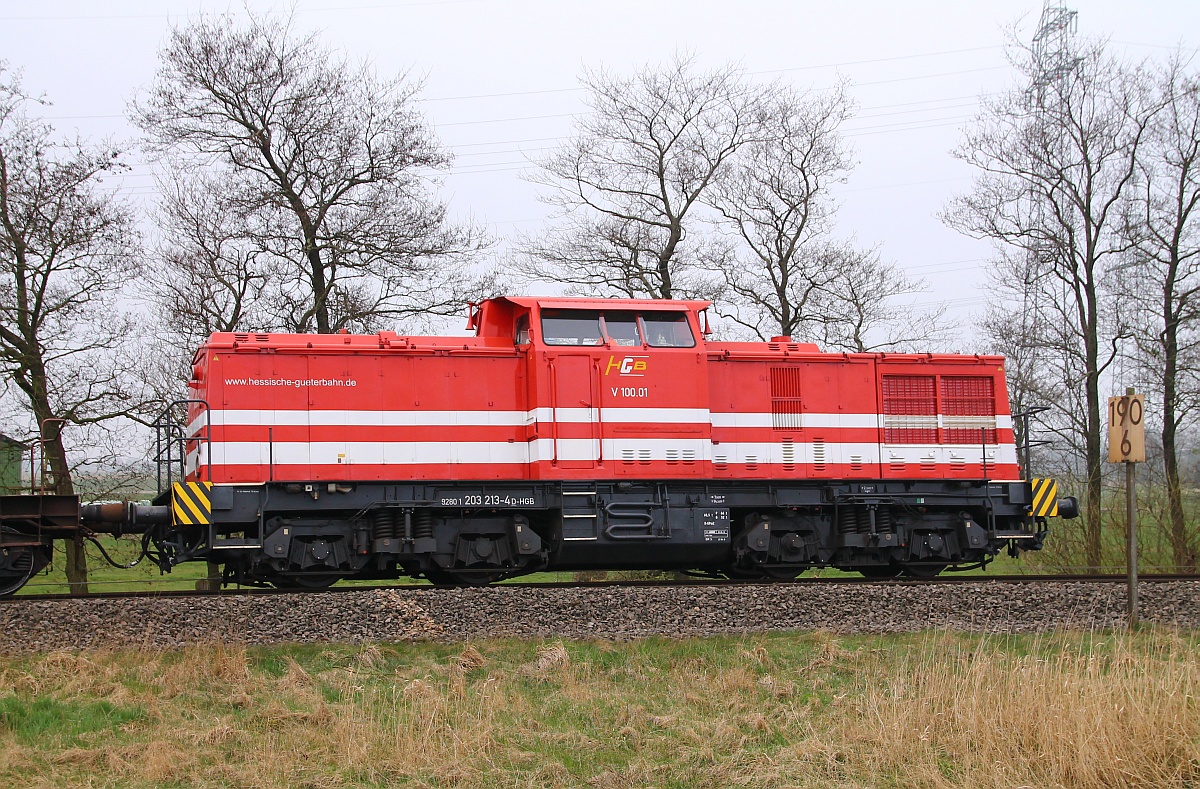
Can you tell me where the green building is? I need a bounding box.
[0,433,27,494]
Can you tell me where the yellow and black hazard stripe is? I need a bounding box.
[1030,478,1059,518]
[172,481,214,526]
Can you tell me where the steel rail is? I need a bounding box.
[5,573,1199,604]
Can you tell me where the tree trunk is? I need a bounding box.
[47,433,88,595]
[306,242,331,333]
[1163,429,1190,571]
[65,538,89,596]
[656,222,682,299]
[197,561,222,592]
[1161,309,1192,570]
[1084,392,1103,571]
[32,381,89,595]
[1083,290,1104,571]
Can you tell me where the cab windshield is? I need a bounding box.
[540,308,696,348]
[602,312,641,346]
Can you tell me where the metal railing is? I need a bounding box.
[153,400,211,494]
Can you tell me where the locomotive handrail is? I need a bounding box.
[1012,406,1051,478]
[153,399,211,494]
[548,360,559,464]
[980,427,998,534]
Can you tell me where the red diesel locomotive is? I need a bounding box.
[101,295,1072,588]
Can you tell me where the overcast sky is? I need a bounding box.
[2,0,1197,344]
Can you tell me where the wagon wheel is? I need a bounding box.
[0,547,39,598]
[902,563,948,579]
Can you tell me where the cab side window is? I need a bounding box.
[642,313,696,347]
[541,310,603,346]
[515,315,531,345]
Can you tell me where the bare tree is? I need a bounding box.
[822,248,949,353]
[1121,54,1200,570]
[706,84,854,337]
[132,168,274,415]
[702,83,945,349]
[980,260,1054,465]
[0,66,144,593]
[520,55,770,299]
[145,170,271,342]
[980,250,1095,476]
[945,38,1161,568]
[812,244,949,352]
[132,11,485,336]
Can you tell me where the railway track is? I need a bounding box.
[5,574,1200,653]
[7,573,1199,603]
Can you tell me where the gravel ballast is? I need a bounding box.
[2,581,1198,653]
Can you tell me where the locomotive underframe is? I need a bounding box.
[148,478,1046,585]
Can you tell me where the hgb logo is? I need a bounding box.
[604,355,648,377]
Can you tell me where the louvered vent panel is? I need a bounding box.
[781,438,796,472]
[941,376,997,443]
[770,367,804,430]
[882,375,937,443]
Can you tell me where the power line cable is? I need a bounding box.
[855,65,1008,87]
[0,0,485,22]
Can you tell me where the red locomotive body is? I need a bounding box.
[0,297,1074,596]
[139,295,1063,588]
[186,296,1018,486]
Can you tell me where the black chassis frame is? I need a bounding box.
[150,477,1045,584]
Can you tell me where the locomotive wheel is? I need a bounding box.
[270,573,340,590]
[724,566,767,580]
[0,546,39,597]
[424,566,505,586]
[858,565,904,579]
[763,566,805,580]
[903,563,948,578]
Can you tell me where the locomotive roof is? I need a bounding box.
[492,296,711,311]
[197,295,1004,363]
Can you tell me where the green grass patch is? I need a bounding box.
[0,697,144,745]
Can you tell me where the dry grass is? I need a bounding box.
[0,630,1197,787]
[847,630,1200,787]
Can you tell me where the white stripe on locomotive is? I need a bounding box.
[187,408,1013,436]
[191,439,1016,468]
